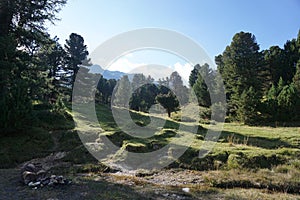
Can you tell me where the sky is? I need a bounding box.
[47,0,300,82]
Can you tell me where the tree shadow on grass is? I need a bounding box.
[218,130,293,149]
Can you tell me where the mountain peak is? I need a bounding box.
[88,64,125,80]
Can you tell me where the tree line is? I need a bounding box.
[0,0,93,131]
[112,72,188,117]
[192,31,300,125]
[216,31,300,124]
[114,31,300,125]
[1,0,299,134]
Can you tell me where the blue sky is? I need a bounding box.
[48,0,300,77]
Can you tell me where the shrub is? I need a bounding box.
[227,154,243,169]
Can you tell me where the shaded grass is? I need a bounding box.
[0,127,53,168]
[0,103,76,168]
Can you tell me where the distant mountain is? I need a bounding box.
[88,65,125,80]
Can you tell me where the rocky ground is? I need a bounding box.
[2,165,300,200]
[0,168,202,200]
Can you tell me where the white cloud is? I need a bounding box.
[129,64,173,80]
[106,57,193,86]
[173,62,193,86]
[107,57,145,72]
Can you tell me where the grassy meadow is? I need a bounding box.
[1,102,300,199]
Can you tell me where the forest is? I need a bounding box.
[1,1,300,199]
[1,0,300,132]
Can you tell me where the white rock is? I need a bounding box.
[182,187,190,193]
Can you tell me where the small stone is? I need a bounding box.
[34,181,41,186]
[24,164,36,172]
[36,170,47,181]
[28,181,41,187]
[182,187,190,193]
[163,193,169,197]
[28,182,34,187]
[56,175,63,183]
[41,178,50,185]
[48,178,58,186]
[23,171,37,185]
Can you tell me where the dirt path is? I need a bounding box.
[2,167,300,200]
[0,169,201,200]
[102,169,206,187]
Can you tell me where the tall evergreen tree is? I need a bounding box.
[277,84,298,121]
[189,64,200,87]
[131,73,147,91]
[263,46,290,85]
[237,87,260,125]
[292,61,300,120]
[293,60,300,92]
[65,33,89,99]
[113,75,131,108]
[264,83,278,121]
[37,36,67,100]
[169,71,188,105]
[0,0,67,131]
[189,63,213,107]
[216,31,264,118]
[192,72,210,107]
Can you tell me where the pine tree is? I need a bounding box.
[169,71,188,105]
[293,61,300,92]
[189,63,213,107]
[237,87,260,125]
[37,36,67,100]
[113,75,131,108]
[156,91,179,118]
[131,73,147,91]
[277,84,298,121]
[277,77,285,93]
[189,64,200,87]
[264,84,278,121]
[293,61,300,120]
[65,33,89,98]
[192,72,210,107]
[216,31,264,118]
[263,46,290,85]
[0,0,67,131]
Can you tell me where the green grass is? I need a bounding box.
[0,127,53,168]
[0,102,76,168]
[72,103,300,171]
[1,102,300,199]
